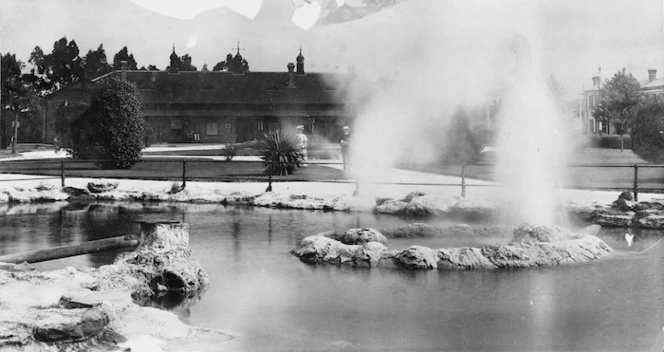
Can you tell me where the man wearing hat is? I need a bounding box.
[295,125,308,163]
[339,126,351,171]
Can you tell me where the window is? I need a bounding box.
[170,118,182,130]
[206,122,219,136]
[258,118,264,131]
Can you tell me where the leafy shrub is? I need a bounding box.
[587,135,632,149]
[258,130,302,175]
[220,145,239,161]
[631,98,664,163]
[70,78,146,169]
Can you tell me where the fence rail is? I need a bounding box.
[2,158,664,200]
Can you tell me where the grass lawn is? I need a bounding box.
[399,148,664,193]
[0,158,348,183]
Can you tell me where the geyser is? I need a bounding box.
[495,35,568,226]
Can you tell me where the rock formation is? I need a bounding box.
[0,222,222,351]
[291,224,613,270]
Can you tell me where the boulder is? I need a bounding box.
[32,307,109,343]
[375,199,409,215]
[402,191,426,202]
[594,210,635,227]
[328,228,388,246]
[113,222,209,298]
[87,180,119,194]
[290,235,387,267]
[617,191,633,201]
[61,186,92,197]
[634,213,664,228]
[395,246,439,269]
[380,223,446,238]
[512,224,573,243]
[438,247,497,270]
[633,202,664,212]
[449,198,499,216]
[482,236,613,268]
[612,198,635,211]
[0,322,32,347]
[380,223,476,238]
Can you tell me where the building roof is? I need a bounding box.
[641,77,664,91]
[90,70,353,106]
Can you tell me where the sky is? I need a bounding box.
[0,0,662,99]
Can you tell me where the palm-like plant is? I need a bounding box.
[258,130,303,175]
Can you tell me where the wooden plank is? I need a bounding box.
[0,235,139,264]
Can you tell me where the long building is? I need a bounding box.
[42,48,356,145]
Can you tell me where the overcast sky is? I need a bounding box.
[1,0,662,99]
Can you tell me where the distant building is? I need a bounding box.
[42,47,355,144]
[578,68,664,135]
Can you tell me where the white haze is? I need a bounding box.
[334,0,570,225]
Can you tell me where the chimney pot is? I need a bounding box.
[648,69,657,82]
[287,63,295,88]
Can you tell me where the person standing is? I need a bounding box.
[295,125,308,163]
[339,126,351,171]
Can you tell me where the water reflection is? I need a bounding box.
[1,203,663,350]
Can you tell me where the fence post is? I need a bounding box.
[353,176,359,196]
[60,160,65,187]
[461,163,466,198]
[266,161,273,192]
[181,160,186,188]
[633,164,639,202]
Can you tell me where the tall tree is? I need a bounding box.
[83,44,112,80]
[593,69,642,151]
[26,37,84,93]
[112,46,138,70]
[1,53,41,151]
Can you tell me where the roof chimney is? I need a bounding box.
[648,68,657,82]
[592,76,600,89]
[287,63,295,88]
[121,60,127,81]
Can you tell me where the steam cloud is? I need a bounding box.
[334,1,570,225]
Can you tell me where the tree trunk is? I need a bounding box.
[0,235,139,264]
[11,110,18,154]
[620,134,624,152]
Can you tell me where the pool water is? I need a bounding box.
[1,203,663,351]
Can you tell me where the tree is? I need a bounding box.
[212,53,249,73]
[27,37,84,93]
[112,46,138,70]
[441,107,484,164]
[630,96,664,163]
[167,54,197,72]
[82,44,112,80]
[593,69,642,151]
[1,53,41,151]
[70,78,145,169]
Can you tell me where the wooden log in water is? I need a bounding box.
[0,235,139,264]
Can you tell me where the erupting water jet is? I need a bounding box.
[495,34,568,227]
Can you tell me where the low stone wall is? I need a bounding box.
[0,222,227,351]
[291,224,613,270]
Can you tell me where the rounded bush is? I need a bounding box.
[630,98,664,163]
[70,78,146,169]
